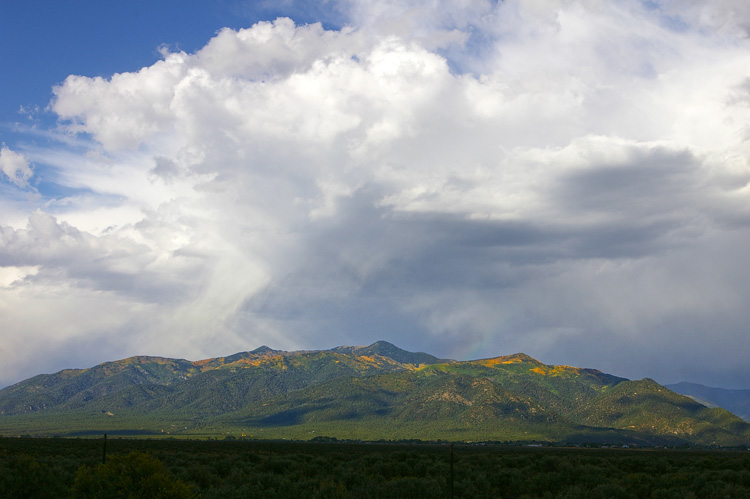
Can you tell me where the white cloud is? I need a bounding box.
[52,55,187,151]
[2,4,750,387]
[654,0,750,37]
[0,146,33,188]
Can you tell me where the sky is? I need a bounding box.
[1,0,749,390]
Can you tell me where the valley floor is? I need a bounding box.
[2,436,750,498]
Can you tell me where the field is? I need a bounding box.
[2,437,750,498]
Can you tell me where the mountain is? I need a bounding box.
[1,342,749,446]
[0,342,443,416]
[666,382,750,422]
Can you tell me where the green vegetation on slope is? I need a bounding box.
[1,342,749,446]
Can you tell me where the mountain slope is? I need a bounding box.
[217,354,750,445]
[572,378,750,446]
[0,342,440,416]
[223,369,576,442]
[0,357,196,414]
[666,382,750,422]
[1,342,749,446]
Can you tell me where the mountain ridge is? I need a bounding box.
[1,341,749,446]
[666,382,750,422]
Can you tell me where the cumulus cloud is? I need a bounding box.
[2,2,750,388]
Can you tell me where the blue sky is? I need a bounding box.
[1,1,338,136]
[1,0,750,390]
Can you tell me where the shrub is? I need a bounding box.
[70,451,196,499]
[0,454,68,499]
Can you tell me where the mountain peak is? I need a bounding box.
[502,353,539,363]
[360,340,401,355]
[251,346,275,355]
[477,352,542,366]
[356,341,447,366]
[329,341,449,366]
